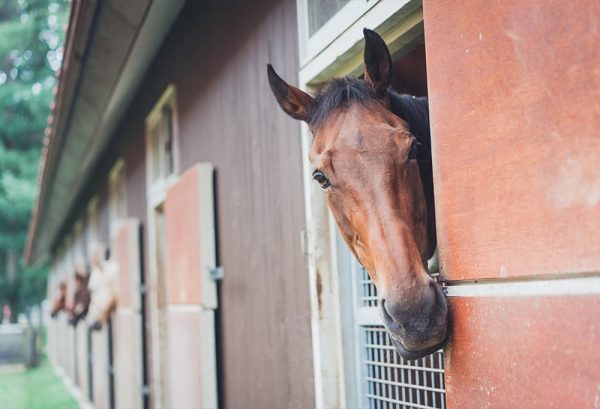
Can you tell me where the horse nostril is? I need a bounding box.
[380,297,405,322]
[379,298,403,332]
[380,298,389,317]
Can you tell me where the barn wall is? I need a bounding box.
[57,0,313,407]
[47,0,313,407]
[423,1,600,408]
[147,1,314,406]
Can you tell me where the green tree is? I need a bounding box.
[0,0,69,321]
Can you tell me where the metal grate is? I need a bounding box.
[360,266,378,307]
[355,259,446,409]
[362,326,445,409]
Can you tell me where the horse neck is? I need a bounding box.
[389,92,437,259]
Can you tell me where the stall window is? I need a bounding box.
[298,0,377,64]
[146,85,178,195]
[297,1,446,407]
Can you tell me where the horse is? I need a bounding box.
[267,29,448,360]
[87,244,119,330]
[68,263,91,326]
[50,281,68,318]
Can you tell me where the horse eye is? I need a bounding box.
[408,138,419,160]
[312,171,331,189]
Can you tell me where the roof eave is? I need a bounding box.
[26,0,186,264]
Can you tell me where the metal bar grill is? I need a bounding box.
[360,266,378,306]
[362,326,445,409]
[356,263,445,409]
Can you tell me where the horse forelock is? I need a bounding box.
[309,77,376,129]
[309,77,430,148]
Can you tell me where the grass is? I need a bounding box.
[0,357,79,409]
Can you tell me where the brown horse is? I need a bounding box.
[50,281,68,318]
[68,264,91,326]
[267,29,448,360]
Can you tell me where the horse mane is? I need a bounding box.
[308,77,430,161]
[389,93,431,162]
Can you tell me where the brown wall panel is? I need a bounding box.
[60,0,312,406]
[147,1,314,407]
[444,296,600,409]
[423,0,600,280]
[90,0,313,407]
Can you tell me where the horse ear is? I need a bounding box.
[267,64,314,122]
[363,28,392,95]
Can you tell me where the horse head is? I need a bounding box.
[50,281,68,318]
[267,29,448,360]
[68,264,91,326]
[87,244,119,330]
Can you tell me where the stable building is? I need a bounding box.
[27,1,600,408]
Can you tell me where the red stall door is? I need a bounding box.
[424,1,600,408]
[164,163,218,409]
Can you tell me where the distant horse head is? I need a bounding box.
[68,263,91,326]
[87,244,119,330]
[50,281,68,318]
[267,29,447,359]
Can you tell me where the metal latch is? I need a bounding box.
[138,283,147,295]
[209,266,224,281]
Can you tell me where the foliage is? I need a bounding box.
[0,0,69,319]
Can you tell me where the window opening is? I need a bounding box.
[307,0,351,35]
[341,38,446,409]
[146,86,178,188]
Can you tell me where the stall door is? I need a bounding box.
[112,219,146,409]
[164,163,219,409]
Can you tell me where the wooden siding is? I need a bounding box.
[163,2,315,406]
[58,0,314,408]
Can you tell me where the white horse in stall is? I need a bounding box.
[87,244,119,330]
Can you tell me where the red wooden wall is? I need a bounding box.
[424,1,600,407]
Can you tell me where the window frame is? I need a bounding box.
[297,0,379,66]
[145,85,181,206]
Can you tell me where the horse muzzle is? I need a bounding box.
[379,280,448,360]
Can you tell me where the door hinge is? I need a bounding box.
[208,266,224,281]
[138,283,147,295]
